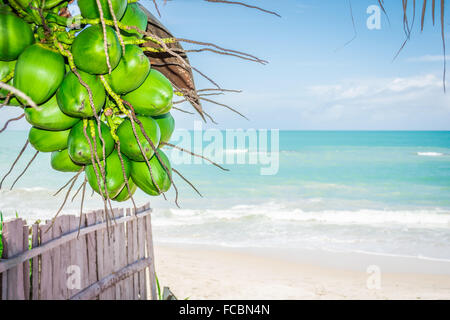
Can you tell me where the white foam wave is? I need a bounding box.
[152,203,450,228]
[417,152,445,157]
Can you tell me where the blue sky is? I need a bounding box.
[3,0,450,130]
[151,0,450,130]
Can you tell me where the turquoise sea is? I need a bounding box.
[1,130,450,261]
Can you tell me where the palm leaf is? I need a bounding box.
[386,0,446,90]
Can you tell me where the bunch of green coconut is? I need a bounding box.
[0,0,175,202]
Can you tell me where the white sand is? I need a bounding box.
[154,244,450,300]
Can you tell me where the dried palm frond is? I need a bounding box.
[379,0,447,90]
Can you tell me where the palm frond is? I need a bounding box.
[389,0,446,90]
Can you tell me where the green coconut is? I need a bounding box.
[153,113,175,145]
[28,127,70,152]
[57,70,106,118]
[14,43,65,104]
[119,3,147,40]
[130,149,172,196]
[157,102,173,117]
[122,69,173,116]
[0,12,34,61]
[71,25,122,75]
[51,149,83,172]
[105,44,150,94]
[85,149,131,199]
[116,115,161,162]
[78,0,127,20]
[113,178,137,202]
[67,120,115,165]
[25,94,80,131]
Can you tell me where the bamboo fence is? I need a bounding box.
[0,203,156,300]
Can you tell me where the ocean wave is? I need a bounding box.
[0,187,50,194]
[417,152,445,157]
[152,203,450,228]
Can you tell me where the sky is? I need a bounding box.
[152,0,450,130]
[3,0,450,130]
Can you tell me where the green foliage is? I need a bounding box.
[155,273,163,301]
[155,273,188,300]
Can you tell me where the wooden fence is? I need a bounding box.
[0,203,157,300]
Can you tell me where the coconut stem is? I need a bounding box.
[88,120,116,226]
[0,82,39,110]
[162,142,229,171]
[123,100,180,207]
[94,0,112,74]
[8,0,33,20]
[116,140,137,211]
[0,140,29,189]
[99,75,167,199]
[55,39,114,227]
[0,113,25,134]
[1,69,15,83]
[77,178,87,239]
[10,150,39,190]
[82,119,113,232]
[103,107,138,210]
[105,0,126,52]
[72,175,87,202]
[172,168,203,198]
[139,47,165,53]
[54,168,83,197]
[45,168,81,234]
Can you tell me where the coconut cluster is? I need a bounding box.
[0,0,175,202]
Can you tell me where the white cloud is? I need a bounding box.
[308,74,442,100]
[300,73,450,130]
[407,55,449,63]
[153,73,450,130]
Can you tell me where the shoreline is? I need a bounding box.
[154,243,450,300]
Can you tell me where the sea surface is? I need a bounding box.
[1,130,450,262]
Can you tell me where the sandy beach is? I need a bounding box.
[154,244,450,300]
